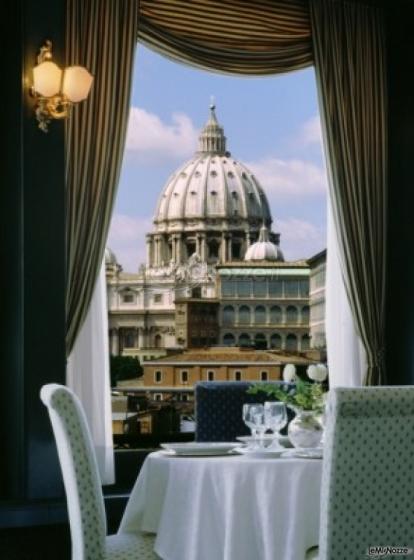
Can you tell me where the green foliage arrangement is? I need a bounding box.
[110,355,143,387]
[247,379,325,413]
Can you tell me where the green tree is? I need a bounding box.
[110,355,143,387]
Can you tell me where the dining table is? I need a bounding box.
[119,449,322,560]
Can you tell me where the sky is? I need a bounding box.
[108,45,327,272]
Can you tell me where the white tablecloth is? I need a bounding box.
[119,451,322,560]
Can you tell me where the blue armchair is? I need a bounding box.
[195,381,294,442]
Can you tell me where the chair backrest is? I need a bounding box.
[40,384,107,560]
[319,387,414,559]
[195,381,293,441]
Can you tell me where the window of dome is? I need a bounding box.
[190,190,197,195]
[180,172,187,178]
[248,192,254,198]
[173,192,179,197]
[242,172,247,179]
[223,160,227,164]
[211,159,216,164]
[194,171,201,177]
[231,191,238,198]
[210,190,217,196]
[228,171,234,178]
[210,170,217,177]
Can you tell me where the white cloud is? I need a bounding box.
[247,157,327,198]
[107,214,152,272]
[125,107,199,163]
[299,115,323,146]
[277,218,326,260]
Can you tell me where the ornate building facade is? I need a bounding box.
[106,105,325,359]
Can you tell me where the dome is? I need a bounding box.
[244,225,284,262]
[105,247,117,265]
[153,104,272,232]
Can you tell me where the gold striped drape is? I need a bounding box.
[138,0,313,75]
[310,0,388,386]
[65,0,138,356]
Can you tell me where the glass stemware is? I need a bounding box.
[264,401,288,449]
[242,404,265,448]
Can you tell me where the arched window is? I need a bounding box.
[301,305,310,324]
[270,306,282,324]
[239,305,251,324]
[270,333,282,349]
[207,370,215,381]
[208,239,219,258]
[154,334,162,348]
[286,334,298,352]
[223,333,236,346]
[223,305,235,326]
[260,371,268,381]
[124,330,135,348]
[154,370,163,383]
[239,333,251,346]
[286,305,298,324]
[301,334,311,351]
[234,370,242,381]
[254,305,266,324]
[181,370,189,384]
[122,290,134,303]
[255,333,267,349]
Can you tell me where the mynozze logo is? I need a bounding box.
[367,546,413,558]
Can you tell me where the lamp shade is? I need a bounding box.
[62,66,93,103]
[33,61,62,97]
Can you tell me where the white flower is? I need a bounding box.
[307,363,328,382]
[283,364,296,383]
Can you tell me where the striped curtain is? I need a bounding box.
[310,0,388,385]
[65,0,138,355]
[139,0,313,75]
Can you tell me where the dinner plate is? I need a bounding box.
[160,442,239,456]
[233,446,284,458]
[281,447,323,459]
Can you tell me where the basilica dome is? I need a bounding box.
[154,105,272,232]
[245,225,284,262]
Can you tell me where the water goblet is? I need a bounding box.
[242,403,264,448]
[264,401,288,449]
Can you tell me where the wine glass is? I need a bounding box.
[264,401,288,449]
[242,404,265,447]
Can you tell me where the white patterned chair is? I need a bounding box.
[40,383,158,560]
[307,387,414,559]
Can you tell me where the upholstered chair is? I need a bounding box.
[307,387,414,559]
[40,384,158,560]
[195,381,294,441]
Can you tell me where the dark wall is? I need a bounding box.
[0,0,66,509]
[385,2,414,384]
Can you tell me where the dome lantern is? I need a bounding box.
[197,103,227,155]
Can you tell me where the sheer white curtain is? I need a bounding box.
[66,259,114,484]
[326,196,366,387]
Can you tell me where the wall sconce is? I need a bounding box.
[31,40,93,132]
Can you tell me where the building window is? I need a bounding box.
[154,370,163,384]
[192,287,202,298]
[255,333,267,349]
[286,305,299,324]
[181,370,189,384]
[301,334,311,351]
[234,370,242,381]
[124,330,136,348]
[154,293,163,303]
[122,291,135,303]
[300,279,310,297]
[223,305,235,325]
[285,280,299,298]
[232,243,241,259]
[270,306,282,324]
[269,279,283,297]
[207,370,215,381]
[254,305,266,324]
[181,394,189,402]
[286,334,298,352]
[209,239,219,258]
[270,333,282,349]
[239,333,251,347]
[221,278,235,297]
[253,278,267,297]
[237,279,252,297]
[223,333,236,346]
[154,393,163,401]
[260,371,268,381]
[239,305,251,324]
[301,305,310,324]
